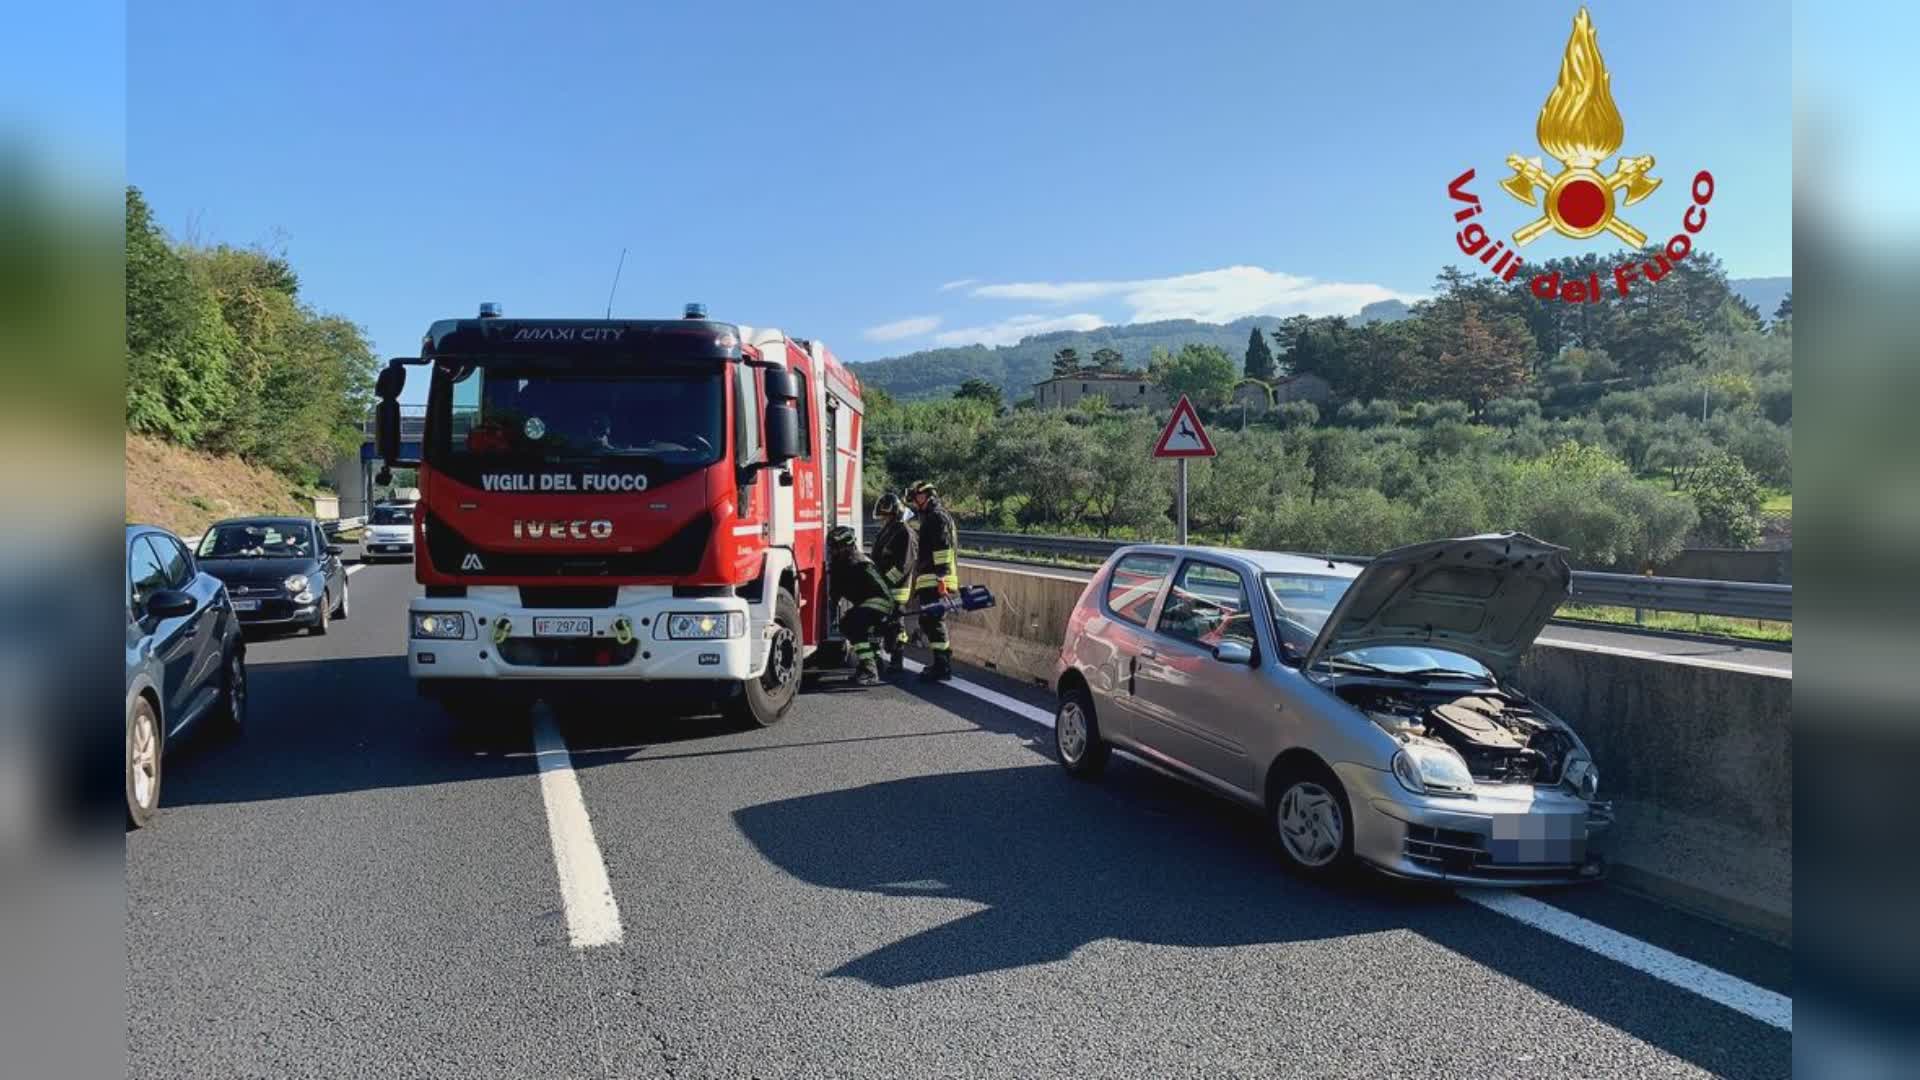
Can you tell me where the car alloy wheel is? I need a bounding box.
[1276,780,1345,869]
[1057,699,1089,764]
[128,700,161,824]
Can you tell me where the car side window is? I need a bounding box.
[1156,561,1256,650]
[154,535,192,588]
[129,537,168,615]
[1102,553,1176,628]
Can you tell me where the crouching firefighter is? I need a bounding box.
[870,491,917,676]
[827,525,897,686]
[907,480,960,682]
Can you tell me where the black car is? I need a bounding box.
[193,517,351,635]
[126,524,247,827]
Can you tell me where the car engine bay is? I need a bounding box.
[1341,685,1579,786]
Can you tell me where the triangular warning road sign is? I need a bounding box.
[1153,395,1216,458]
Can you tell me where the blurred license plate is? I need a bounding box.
[1488,814,1584,864]
[534,617,592,637]
[232,599,260,611]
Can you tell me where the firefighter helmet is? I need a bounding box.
[874,491,903,519]
[827,524,858,550]
[907,480,938,500]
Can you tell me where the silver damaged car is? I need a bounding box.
[1052,533,1611,885]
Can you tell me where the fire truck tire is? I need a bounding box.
[727,590,801,729]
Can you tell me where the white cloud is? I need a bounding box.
[937,278,980,292]
[970,265,1422,323]
[929,313,1107,348]
[861,315,943,342]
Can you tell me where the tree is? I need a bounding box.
[1243,327,1276,381]
[1675,448,1764,547]
[1774,292,1792,322]
[125,187,235,442]
[1414,301,1535,415]
[1051,347,1083,377]
[1090,347,1126,372]
[954,378,1004,414]
[1082,417,1172,535]
[1153,343,1236,409]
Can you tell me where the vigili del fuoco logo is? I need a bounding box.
[1445,7,1715,304]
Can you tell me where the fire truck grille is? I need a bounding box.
[425,511,712,578]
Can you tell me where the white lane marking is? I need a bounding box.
[901,658,1054,727]
[905,654,1794,1031]
[530,708,624,949]
[1458,890,1792,1031]
[346,563,367,576]
[1533,635,1790,678]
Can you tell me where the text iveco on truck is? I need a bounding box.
[371,303,865,727]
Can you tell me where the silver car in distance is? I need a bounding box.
[1052,533,1611,885]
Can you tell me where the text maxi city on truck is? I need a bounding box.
[371,303,864,727]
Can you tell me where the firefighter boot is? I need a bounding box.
[853,655,882,686]
[918,650,954,683]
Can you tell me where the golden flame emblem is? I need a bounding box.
[1499,7,1661,247]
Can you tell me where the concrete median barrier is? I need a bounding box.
[944,562,1792,941]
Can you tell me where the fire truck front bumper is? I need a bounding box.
[406,591,761,683]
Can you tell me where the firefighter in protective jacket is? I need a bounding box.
[870,492,917,676]
[827,525,895,686]
[906,480,959,682]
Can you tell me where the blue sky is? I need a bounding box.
[125,0,1789,388]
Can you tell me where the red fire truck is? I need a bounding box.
[371,303,865,727]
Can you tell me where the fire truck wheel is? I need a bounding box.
[727,590,801,729]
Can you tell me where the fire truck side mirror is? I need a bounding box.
[761,367,803,465]
[375,399,401,463]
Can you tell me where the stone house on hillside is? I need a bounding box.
[1032,371,1166,411]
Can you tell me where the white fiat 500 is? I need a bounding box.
[1052,533,1610,884]
[363,502,415,562]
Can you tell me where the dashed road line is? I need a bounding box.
[905,657,1793,1032]
[531,706,624,949]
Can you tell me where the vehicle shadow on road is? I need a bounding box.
[158,655,537,808]
[735,733,1789,1076]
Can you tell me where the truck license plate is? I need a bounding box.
[533,616,593,638]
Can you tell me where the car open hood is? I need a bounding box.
[1298,533,1571,679]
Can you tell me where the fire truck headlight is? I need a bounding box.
[411,612,470,640]
[667,612,745,640]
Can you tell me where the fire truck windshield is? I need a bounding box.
[430,366,726,469]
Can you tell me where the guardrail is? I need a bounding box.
[889,525,1793,623]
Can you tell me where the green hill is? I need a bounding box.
[852,317,1290,401]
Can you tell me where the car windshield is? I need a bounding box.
[371,505,414,525]
[198,522,313,560]
[1262,572,1490,678]
[435,366,725,466]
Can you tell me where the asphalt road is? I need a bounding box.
[127,555,1792,1079]
[961,555,1794,676]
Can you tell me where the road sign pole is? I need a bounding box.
[1177,458,1188,545]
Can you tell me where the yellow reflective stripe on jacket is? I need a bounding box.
[891,586,912,604]
[931,548,956,569]
[883,566,905,584]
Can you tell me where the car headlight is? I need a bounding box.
[666,612,745,640]
[285,574,310,594]
[411,612,469,639]
[1391,744,1476,796]
[1563,753,1600,800]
